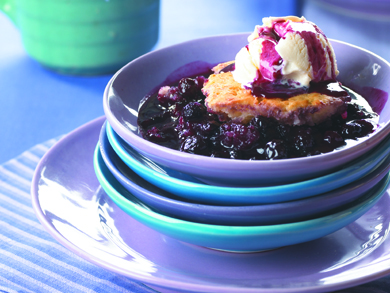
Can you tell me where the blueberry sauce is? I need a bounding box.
[308,80,350,98]
[225,61,348,99]
[138,75,378,160]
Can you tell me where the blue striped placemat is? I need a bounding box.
[0,138,158,293]
[1,137,390,292]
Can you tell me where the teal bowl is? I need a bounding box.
[93,144,390,252]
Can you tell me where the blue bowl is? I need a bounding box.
[106,122,390,205]
[99,122,390,225]
[93,145,390,252]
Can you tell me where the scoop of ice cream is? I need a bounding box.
[232,16,339,98]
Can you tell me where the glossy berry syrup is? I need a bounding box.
[138,76,378,160]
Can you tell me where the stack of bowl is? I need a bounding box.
[94,33,390,252]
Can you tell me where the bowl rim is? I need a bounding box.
[103,34,390,172]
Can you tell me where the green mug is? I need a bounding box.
[0,0,160,75]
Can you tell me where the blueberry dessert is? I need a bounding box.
[137,16,378,160]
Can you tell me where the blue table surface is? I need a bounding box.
[0,0,297,164]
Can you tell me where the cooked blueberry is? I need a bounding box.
[175,118,195,139]
[183,102,207,120]
[250,116,279,140]
[292,127,314,152]
[341,119,374,139]
[168,103,185,117]
[191,121,219,138]
[220,123,260,151]
[145,127,168,143]
[178,77,201,98]
[228,149,241,159]
[200,120,219,135]
[265,139,287,160]
[180,135,209,155]
[276,124,291,139]
[157,86,185,107]
[323,130,344,148]
[195,76,206,89]
[346,103,364,119]
[346,103,375,120]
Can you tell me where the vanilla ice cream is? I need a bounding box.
[232,16,339,98]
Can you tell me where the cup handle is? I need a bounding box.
[0,0,17,25]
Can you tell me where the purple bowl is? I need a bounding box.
[99,122,390,225]
[103,34,390,187]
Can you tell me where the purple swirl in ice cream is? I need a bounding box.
[232,16,339,98]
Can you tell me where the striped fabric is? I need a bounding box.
[2,138,390,293]
[0,138,158,293]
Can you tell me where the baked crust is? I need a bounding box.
[202,67,347,126]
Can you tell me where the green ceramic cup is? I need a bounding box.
[0,0,160,75]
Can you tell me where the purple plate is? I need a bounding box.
[31,117,390,292]
[99,121,390,225]
[103,35,390,187]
